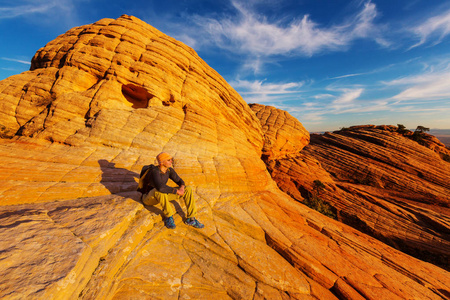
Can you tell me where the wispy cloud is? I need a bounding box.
[330,73,368,80]
[332,88,364,107]
[279,87,368,121]
[346,1,389,47]
[391,73,450,100]
[292,70,450,130]
[409,9,450,48]
[0,0,78,27]
[190,0,386,72]
[1,57,31,65]
[382,59,450,101]
[230,79,304,103]
[231,79,303,94]
[314,94,334,100]
[301,111,325,122]
[328,59,414,80]
[0,0,60,19]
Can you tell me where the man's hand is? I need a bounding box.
[176,185,185,196]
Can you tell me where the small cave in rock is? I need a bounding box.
[121,84,153,109]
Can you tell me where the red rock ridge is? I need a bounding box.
[250,106,450,272]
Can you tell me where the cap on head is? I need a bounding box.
[157,152,172,164]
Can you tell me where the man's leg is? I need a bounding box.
[182,186,197,219]
[182,186,204,228]
[142,189,158,206]
[154,190,178,217]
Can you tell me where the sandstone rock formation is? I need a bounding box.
[304,126,450,269]
[251,105,450,272]
[249,103,310,161]
[1,15,449,299]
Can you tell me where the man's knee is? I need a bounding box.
[154,190,167,201]
[142,189,158,206]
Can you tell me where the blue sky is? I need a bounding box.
[1,0,450,132]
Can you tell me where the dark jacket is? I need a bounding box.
[139,165,185,194]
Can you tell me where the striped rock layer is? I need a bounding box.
[0,15,449,300]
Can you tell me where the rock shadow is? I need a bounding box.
[121,84,154,108]
[98,159,139,195]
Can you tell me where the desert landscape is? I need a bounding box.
[0,15,449,300]
[431,130,450,148]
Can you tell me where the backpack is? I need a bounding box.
[137,164,156,193]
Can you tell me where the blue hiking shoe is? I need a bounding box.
[164,216,176,229]
[185,217,204,229]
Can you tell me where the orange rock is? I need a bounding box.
[251,108,450,272]
[0,15,449,300]
[249,103,310,160]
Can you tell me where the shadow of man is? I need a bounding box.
[98,159,139,195]
[98,159,183,218]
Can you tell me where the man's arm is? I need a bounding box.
[169,168,186,195]
[151,167,177,194]
[169,168,185,187]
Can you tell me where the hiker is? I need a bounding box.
[138,152,204,229]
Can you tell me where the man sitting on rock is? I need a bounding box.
[139,152,204,229]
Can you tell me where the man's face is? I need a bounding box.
[161,158,173,168]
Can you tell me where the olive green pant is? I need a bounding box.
[142,186,197,218]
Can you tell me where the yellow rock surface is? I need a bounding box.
[0,15,449,300]
[250,103,310,160]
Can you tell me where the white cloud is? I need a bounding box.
[241,58,265,74]
[314,94,334,99]
[313,88,365,112]
[331,73,367,80]
[0,0,60,19]
[297,87,394,118]
[392,73,450,100]
[1,57,31,65]
[348,1,389,46]
[175,34,198,49]
[0,0,77,26]
[382,60,450,101]
[231,79,304,104]
[409,9,450,48]
[333,101,390,114]
[193,0,386,60]
[231,79,303,94]
[301,111,325,122]
[332,88,364,105]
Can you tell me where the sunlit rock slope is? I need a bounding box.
[0,15,449,300]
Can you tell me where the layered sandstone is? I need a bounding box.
[249,103,310,160]
[251,106,450,272]
[304,126,450,269]
[0,15,449,300]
